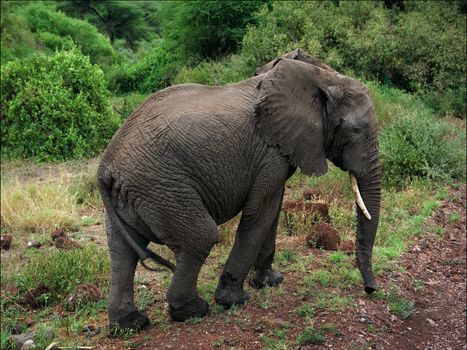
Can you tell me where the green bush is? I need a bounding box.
[380,110,466,187]
[108,41,181,94]
[241,1,466,117]
[15,244,110,300]
[159,1,266,60]
[110,93,149,120]
[19,2,115,67]
[1,49,120,161]
[173,54,251,85]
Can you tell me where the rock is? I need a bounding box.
[306,223,340,251]
[8,332,34,350]
[21,283,49,309]
[12,322,27,334]
[303,202,330,222]
[303,188,321,201]
[51,229,80,250]
[1,234,13,250]
[65,284,103,310]
[21,339,35,350]
[44,328,55,341]
[27,241,42,249]
[340,240,355,254]
[82,324,100,337]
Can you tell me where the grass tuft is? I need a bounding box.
[1,179,81,236]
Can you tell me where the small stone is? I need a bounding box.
[224,339,240,347]
[44,328,55,341]
[21,339,35,350]
[1,234,13,250]
[12,322,27,334]
[27,241,42,249]
[426,318,437,327]
[82,325,100,337]
[8,332,34,350]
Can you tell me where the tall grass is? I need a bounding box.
[0,179,81,235]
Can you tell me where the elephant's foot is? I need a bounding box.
[249,269,284,289]
[169,295,209,322]
[215,285,249,308]
[109,310,150,335]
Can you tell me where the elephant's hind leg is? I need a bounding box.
[105,213,150,333]
[161,212,219,321]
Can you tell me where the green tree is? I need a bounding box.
[57,0,157,49]
[159,0,266,61]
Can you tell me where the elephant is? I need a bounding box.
[97,49,381,331]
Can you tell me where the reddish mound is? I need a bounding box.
[306,223,340,250]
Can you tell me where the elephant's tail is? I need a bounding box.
[98,170,175,273]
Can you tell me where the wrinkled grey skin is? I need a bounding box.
[98,49,381,331]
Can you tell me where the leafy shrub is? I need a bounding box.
[173,54,251,85]
[241,1,466,117]
[110,93,149,120]
[108,41,180,94]
[380,110,466,187]
[159,1,266,60]
[19,2,115,67]
[1,49,120,161]
[15,244,110,299]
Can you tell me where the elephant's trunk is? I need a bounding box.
[353,147,381,293]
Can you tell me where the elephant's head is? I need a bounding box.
[255,50,381,293]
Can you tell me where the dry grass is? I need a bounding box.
[1,178,81,236]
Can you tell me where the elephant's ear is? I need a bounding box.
[254,59,331,176]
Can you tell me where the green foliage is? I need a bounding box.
[242,1,466,117]
[1,49,120,161]
[174,54,251,86]
[296,326,326,345]
[57,0,158,50]
[159,1,266,61]
[108,41,180,94]
[379,109,465,187]
[9,2,115,67]
[15,244,110,300]
[110,93,149,120]
[386,290,415,320]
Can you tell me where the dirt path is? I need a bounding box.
[97,185,465,350]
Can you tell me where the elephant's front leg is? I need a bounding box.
[106,215,150,332]
[249,188,284,289]
[215,187,285,307]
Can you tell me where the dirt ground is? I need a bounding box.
[93,185,465,350]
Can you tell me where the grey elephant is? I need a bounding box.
[97,49,381,331]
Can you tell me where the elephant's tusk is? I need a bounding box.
[350,174,372,220]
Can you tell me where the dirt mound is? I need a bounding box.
[306,223,340,250]
[21,283,49,309]
[51,229,81,249]
[65,284,103,310]
[1,234,12,250]
[339,240,355,254]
